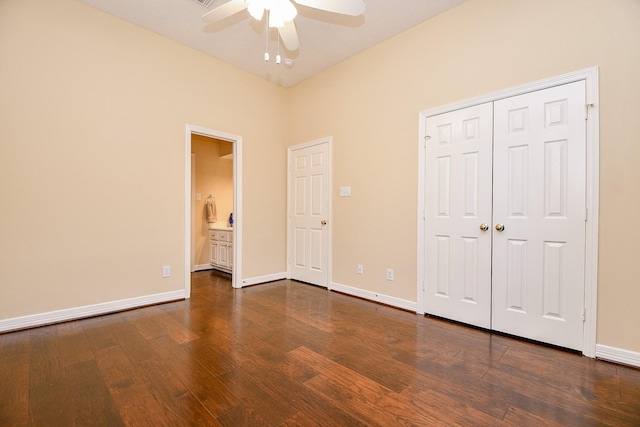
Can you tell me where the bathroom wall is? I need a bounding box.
[192,135,233,268]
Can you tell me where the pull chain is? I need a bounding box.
[276,33,281,64]
[264,10,270,62]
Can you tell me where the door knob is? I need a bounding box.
[321,220,327,226]
[495,224,505,232]
[479,224,489,231]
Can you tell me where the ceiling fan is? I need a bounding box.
[202,0,366,52]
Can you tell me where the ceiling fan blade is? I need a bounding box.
[293,0,365,16]
[202,0,248,23]
[278,20,299,51]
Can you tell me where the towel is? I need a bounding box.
[205,197,217,223]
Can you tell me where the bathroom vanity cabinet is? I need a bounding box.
[209,228,233,273]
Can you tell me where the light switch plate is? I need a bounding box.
[340,186,352,197]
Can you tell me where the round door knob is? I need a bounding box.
[495,224,505,232]
[321,220,327,226]
[479,224,489,231]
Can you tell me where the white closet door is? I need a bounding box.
[424,103,494,329]
[492,81,586,350]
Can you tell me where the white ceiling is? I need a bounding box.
[77,0,468,87]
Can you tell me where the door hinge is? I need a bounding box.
[585,103,594,120]
[583,307,586,322]
[585,207,588,221]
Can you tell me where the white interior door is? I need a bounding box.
[491,81,586,350]
[424,103,493,329]
[289,140,330,287]
[424,81,587,350]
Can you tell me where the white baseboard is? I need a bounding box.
[596,344,640,368]
[330,281,418,312]
[0,289,185,333]
[241,272,287,287]
[193,264,214,272]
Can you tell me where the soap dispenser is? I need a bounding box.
[229,212,233,227]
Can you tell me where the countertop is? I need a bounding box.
[208,222,233,231]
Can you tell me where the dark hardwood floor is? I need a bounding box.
[1,271,639,426]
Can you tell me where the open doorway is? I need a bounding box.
[192,135,233,271]
[185,124,242,296]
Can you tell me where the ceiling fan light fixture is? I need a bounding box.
[274,0,297,22]
[248,0,297,28]
[268,13,284,28]
[247,0,266,20]
[204,0,366,64]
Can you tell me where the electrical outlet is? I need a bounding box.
[357,264,364,274]
[162,266,171,278]
[386,268,394,281]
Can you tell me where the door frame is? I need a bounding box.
[287,137,333,288]
[417,67,600,357]
[191,153,196,273]
[185,124,243,294]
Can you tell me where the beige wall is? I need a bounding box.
[288,0,640,353]
[192,135,233,267]
[0,0,288,319]
[2,0,640,356]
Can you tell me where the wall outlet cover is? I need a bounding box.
[162,266,171,278]
[386,268,394,281]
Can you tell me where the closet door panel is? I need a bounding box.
[492,81,586,351]
[424,102,493,329]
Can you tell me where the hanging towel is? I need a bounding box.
[205,197,217,223]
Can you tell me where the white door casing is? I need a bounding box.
[288,138,332,287]
[424,102,494,329]
[491,81,586,350]
[185,124,243,292]
[191,154,196,273]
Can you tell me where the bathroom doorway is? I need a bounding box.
[185,124,242,295]
[192,135,233,271]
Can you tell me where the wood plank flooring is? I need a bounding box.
[1,270,639,426]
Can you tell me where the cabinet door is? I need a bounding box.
[218,242,229,268]
[210,241,219,265]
